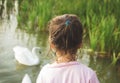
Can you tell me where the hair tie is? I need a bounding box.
[65,20,71,27]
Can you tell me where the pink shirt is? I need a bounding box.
[36,61,99,83]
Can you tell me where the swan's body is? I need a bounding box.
[22,74,32,83]
[13,46,41,66]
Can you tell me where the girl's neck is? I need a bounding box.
[55,52,77,63]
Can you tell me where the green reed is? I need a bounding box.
[111,52,120,65]
[18,0,120,57]
[18,0,54,31]
[84,0,120,55]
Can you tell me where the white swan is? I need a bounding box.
[22,74,32,83]
[13,46,41,66]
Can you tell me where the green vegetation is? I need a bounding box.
[18,0,54,31]
[18,0,120,62]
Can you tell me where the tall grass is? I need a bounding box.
[18,0,120,57]
[83,0,120,56]
[18,0,54,31]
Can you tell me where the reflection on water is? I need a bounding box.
[0,13,48,83]
[0,1,48,83]
[0,0,120,83]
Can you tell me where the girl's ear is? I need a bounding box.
[50,43,54,49]
[49,36,56,51]
[50,43,57,53]
[49,36,56,50]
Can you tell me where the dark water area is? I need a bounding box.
[0,0,120,83]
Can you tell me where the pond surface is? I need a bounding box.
[0,0,120,83]
[0,12,49,83]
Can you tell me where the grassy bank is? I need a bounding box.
[18,0,120,60]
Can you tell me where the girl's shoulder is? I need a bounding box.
[41,61,94,73]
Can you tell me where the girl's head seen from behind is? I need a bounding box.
[48,14,83,55]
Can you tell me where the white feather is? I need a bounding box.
[13,46,41,66]
[22,74,32,83]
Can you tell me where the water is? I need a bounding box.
[0,0,120,83]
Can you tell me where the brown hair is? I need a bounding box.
[48,14,83,54]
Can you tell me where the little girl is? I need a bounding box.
[36,14,99,83]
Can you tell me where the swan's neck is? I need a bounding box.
[32,47,40,57]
